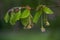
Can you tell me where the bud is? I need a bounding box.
[46,21,50,26]
[41,26,46,32]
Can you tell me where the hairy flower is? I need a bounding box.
[46,21,50,26]
[41,26,46,32]
[27,25,32,29]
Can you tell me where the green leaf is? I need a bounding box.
[33,10,42,24]
[14,10,21,21]
[10,10,21,25]
[21,9,30,18]
[43,6,53,14]
[21,17,29,27]
[9,12,15,25]
[4,12,9,23]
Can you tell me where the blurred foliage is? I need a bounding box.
[0,0,60,31]
[0,0,60,40]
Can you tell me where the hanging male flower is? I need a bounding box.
[45,21,50,26]
[27,25,32,29]
[41,26,46,32]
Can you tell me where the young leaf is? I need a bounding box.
[9,12,15,25]
[33,10,42,24]
[43,6,53,14]
[4,12,9,23]
[14,10,21,21]
[21,9,30,18]
[21,17,29,27]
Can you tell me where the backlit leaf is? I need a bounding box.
[10,10,21,25]
[21,17,29,27]
[14,10,21,21]
[33,10,42,24]
[4,12,9,23]
[43,6,53,14]
[9,12,15,25]
[21,9,30,18]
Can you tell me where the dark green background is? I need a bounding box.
[0,0,60,40]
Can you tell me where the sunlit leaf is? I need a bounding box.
[33,10,42,24]
[9,10,21,25]
[9,12,15,25]
[43,6,53,14]
[21,17,29,27]
[14,10,21,21]
[4,12,9,23]
[21,9,30,18]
